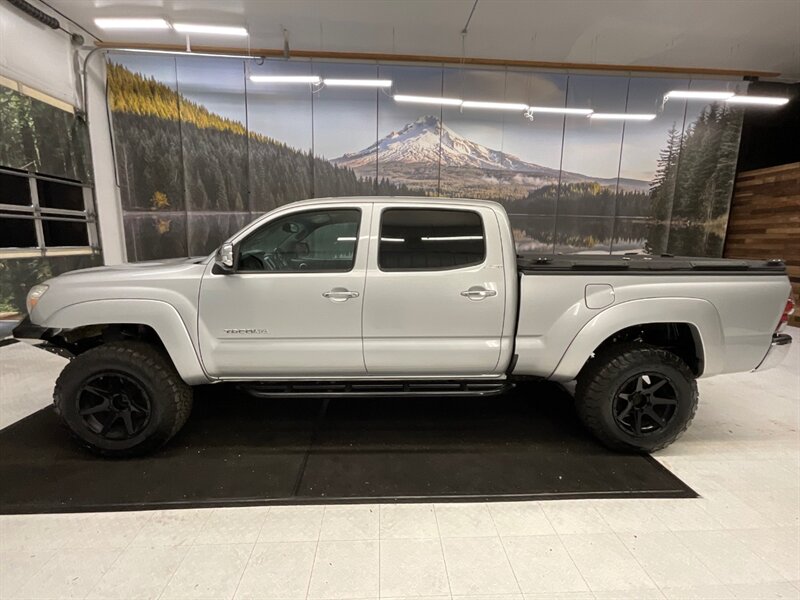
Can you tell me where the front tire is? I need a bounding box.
[54,341,193,457]
[575,343,698,452]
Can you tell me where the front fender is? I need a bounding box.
[550,297,724,381]
[45,299,210,385]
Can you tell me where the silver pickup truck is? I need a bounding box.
[14,196,794,457]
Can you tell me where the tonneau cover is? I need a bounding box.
[517,254,787,275]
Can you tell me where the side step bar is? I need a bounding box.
[239,380,514,398]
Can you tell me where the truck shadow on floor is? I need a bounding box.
[0,382,695,514]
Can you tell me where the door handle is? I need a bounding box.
[460,286,497,301]
[322,288,360,301]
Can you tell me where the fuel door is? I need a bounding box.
[585,283,615,309]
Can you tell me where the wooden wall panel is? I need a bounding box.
[725,162,800,327]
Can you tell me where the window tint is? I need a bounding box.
[238,208,361,272]
[379,209,485,271]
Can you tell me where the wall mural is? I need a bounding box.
[107,54,747,261]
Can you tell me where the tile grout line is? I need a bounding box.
[228,507,267,600]
[538,502,595,597]
[485,503,525,597]
[377,503,381,599]
[431,504,455,600]
[596,508,663,597]
[82,510,155,599]
[304,505,325,600]
[154,509,213,600]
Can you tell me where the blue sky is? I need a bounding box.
[111,54,745,182]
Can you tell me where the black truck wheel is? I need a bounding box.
[54,341,193,457]
[575,342,698,453]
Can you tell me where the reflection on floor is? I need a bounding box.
[0,330,798,600]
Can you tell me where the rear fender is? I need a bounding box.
[551,297,723,381]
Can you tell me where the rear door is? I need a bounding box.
[362,203,507,376]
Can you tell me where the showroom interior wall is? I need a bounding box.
[0,2,125,316]
[107,52,748,262]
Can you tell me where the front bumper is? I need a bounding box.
[12,316,50,342]
[753,333,793,371]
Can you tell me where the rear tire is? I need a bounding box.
[575,342,698,452]
[54,341,193,457]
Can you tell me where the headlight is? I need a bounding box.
[26,284,49,314]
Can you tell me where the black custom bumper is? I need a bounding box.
[12,316,50,341]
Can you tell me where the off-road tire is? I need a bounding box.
[575,342,698,453]
[54,341,193,457]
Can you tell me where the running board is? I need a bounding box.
[239,380,514,398]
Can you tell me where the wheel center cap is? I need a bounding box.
[111,394,130,410]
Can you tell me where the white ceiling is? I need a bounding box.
[44,0,800,80]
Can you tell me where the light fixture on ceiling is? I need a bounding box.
[172,23,248,36]
[94,18,170,29]
[726,95,790,106]
[323,79,393,87]
[665,90,735,100]
[461,100,528,111]
[589,113,657,121]
[249,75,321,84]
[526,106,594,115]
[393,94,463,106]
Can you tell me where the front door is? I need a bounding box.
[362,204,507,376]
[198,203,371,378]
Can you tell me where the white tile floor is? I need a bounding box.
[0,330,798,600]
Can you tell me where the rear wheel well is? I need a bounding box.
[587,322,703,376]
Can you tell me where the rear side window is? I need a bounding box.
[378,208,485,271]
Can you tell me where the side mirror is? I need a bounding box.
[215,243,235,273]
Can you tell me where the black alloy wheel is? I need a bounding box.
[612,373,678,437]
[77,373,152,440]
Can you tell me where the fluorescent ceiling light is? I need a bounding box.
[665,90,734,100]
[324,79,392,87]
[173,23,248,36]
[249,75,321,84]
[381,237,405,242]
[590,113,657,121]
[726,95,789,106]
[94,18,170,29]
[422,235,483,241]
[527,106,594,115]
[394,94,463,106]
[461,100,528,111]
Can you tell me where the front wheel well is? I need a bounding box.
[586,322,703,376]
[45,323,168,357]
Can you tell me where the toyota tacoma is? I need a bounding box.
[13,197,795,456]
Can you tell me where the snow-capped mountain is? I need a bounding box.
[332,115,648,193]
[334,115,560,176]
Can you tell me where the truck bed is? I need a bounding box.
[517,254,787,275]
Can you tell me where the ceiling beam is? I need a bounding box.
[93,41,780,79]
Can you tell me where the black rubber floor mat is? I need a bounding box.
[0,383,695,514]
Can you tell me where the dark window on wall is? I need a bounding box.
[0,217,37,248]
[41,218,90,246]
[37,179,85,211]
[0,173,32,206]
[0,169,97,254]
[378,208,485,271]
